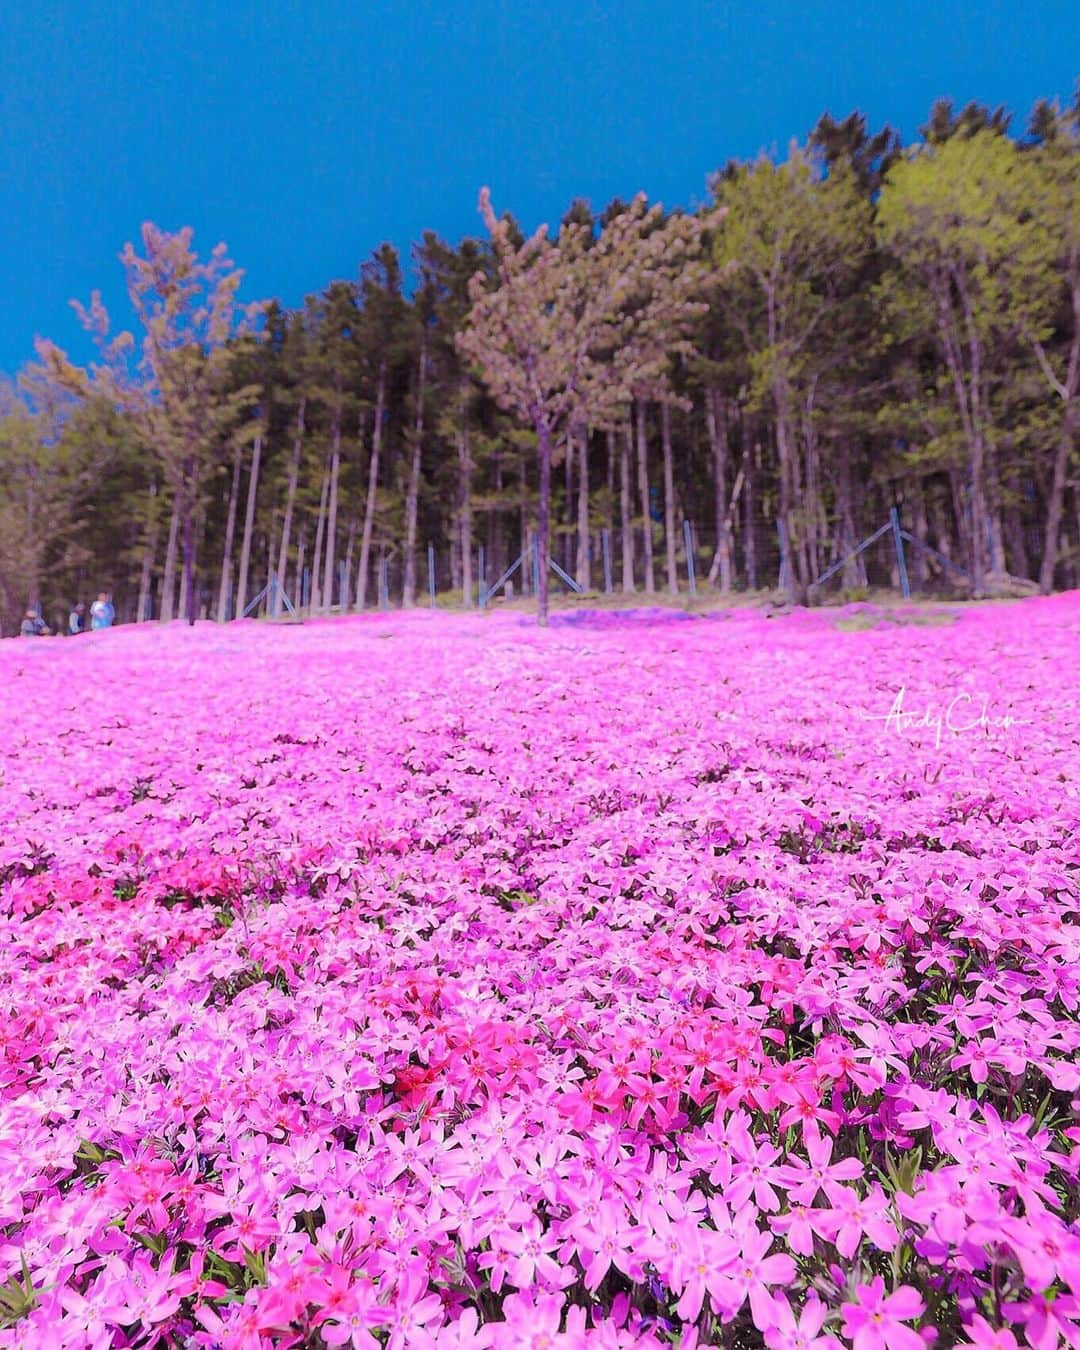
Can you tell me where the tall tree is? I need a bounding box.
[38,224,263,623]
[710,149,872,602]
[356,245,411,609]
[878,132,1038,595]
[459,190,700,624]
[1019,101,1080,591]
[311,282,361,611]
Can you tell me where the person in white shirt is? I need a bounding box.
[90,592,114,630]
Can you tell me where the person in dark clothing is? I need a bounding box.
[20,610,49,637]
[68,603,87,635]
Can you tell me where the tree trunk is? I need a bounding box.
[295,528,307,608]
[1004,471,1030,580]
[705,390,734,592]
[773,382,809,602]
[275,396,306,615]
[620,421,635,592]
[459,380,473,607]
[310,458,330,612]
[194,506,208,620]
[774,403,797,601]
[910,476,931,587]
[159,492,180,622]
[801,380,825,583]
[180,461,197,626]
[520,454,530,595]
[1040,410,1076,592]
[137,479,159,622]
[236,425,264,619]
[24,471,39,613]
[933,271,989,594]
[837,446,865,590]
[490,448,503,582]
[450,531,461,593]
[536,415,552,626]
[402,341,426,607]
[933,489,956,570]
[636,399,655,594]
[743,421,757,590]
[1027,249,1080,591]
[322,395,343,610]
[216,444,244,622]
[948,468,972,576]
[357,363,386,609]
[575,424,590,589]
[986,451,1007,586]
[565,426,574,541]
[177,530,188,622]
[264,507,279,618]
[1074,485,1080,589]
[342,517,357,611]
[660,401,678,595]
[605,426,616,538]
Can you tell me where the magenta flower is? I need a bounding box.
[777,1132,863,1205]
[385,1270,446,1349]
[763,1294,843,1350]
[2,595,1078,1346]
[960,1315,1021,1349]
[499,1216,565,1290]
[725,1228,798,1331]
[840,1279,924,1350]
[819,1183,898,1259]
[662,1220,739,1323]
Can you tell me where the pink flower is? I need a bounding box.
[777,1133,862,1205]
[1002,1212,1080,1293]
[488,1289,565,1349]
[670,1222,740,1323]
[499,1216,565,1290]
[820,1183,898,1258]
[960,1315,1021,1349]
[725,1228,798,1331]
[385,1270,445,1349]
[840,1279,924,1350]
[769,1199,836,1258]
[318,1267,386,1348]
[763,1294,843,1350]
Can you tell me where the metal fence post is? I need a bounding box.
[684,519,696,597]
[478,546,486,608]
[301,568,310,611]
[427,544,436,607]
[891,506,911,599]
[601,529,612,594]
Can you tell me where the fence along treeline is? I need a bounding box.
[2,93,1078,632]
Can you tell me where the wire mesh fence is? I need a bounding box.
[224,506,986,622]
[40,501,1029,633]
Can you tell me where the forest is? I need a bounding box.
[1,91,1078,632]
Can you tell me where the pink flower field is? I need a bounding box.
[2,599,1079,1349]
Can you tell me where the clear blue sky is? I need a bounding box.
[1,1,1076,374]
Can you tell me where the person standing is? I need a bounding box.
[90,592,115,631]
[20,609,49,636]
[68,602,87,635]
